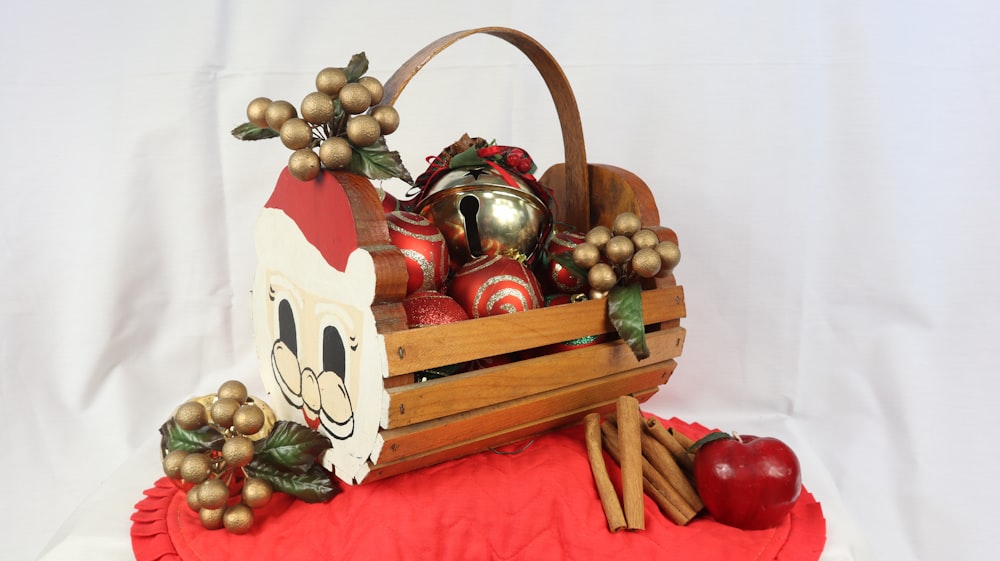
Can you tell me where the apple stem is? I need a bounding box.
[732,431,744,443]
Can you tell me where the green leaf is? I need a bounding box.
[159,419,225,454]
[244,460,339,503]
[687,431,735,454]
[448,146,486,169]
[344,52,369,82]
[349,138,414,184]
[253,420,332,474]
[607,283,650,361]
[231,121,279,141]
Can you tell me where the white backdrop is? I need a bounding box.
[3,1,997,560]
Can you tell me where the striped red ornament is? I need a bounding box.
[386,211,451,295]
[447,255,543,318]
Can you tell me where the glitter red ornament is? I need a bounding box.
[386,211,451,295]
[402,291,469,328]
[447,255,543,318]
[540,229,588,294]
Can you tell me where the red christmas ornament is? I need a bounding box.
[386,211,451,295]
[381,189,400,213]
[540,229,587,294]
[448,255,543,318]
[402,291,469,328]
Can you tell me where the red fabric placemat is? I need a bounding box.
[132,417,825,561]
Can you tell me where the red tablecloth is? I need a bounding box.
[132,417,825,561]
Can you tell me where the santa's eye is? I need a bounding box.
[278,299,297,356]
[322,325,346,381]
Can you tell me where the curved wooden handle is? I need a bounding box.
[383,27,590,231]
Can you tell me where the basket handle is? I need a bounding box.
[383,27,590,231]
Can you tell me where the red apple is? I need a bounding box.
[692,433,802,530]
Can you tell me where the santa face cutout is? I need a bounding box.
[252,169,386,484]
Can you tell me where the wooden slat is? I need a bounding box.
[362,388,660,483]
[383,285,685,376]
[374,359,676,464]
[383,327,685,429]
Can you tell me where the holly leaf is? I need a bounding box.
[448,145,486,169]
[159,419,225,453]
[344,52,369,82]
[349,138,413,184]
[231,121,279,141]
[244,460,339,503]
[253,420,332,474]
[607,283,649,360]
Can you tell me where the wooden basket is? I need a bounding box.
[270,27,686,483]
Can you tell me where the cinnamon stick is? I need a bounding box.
[602,420,696,525]
[645,417,695,472]
[583,413,626,532]
[638,430,703,512]
[616,396,645,531]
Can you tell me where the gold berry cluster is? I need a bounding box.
[243,55,401,182]
[571,212,681,299]
[161,380,275,534]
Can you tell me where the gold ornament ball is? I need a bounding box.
[217,380,248,403]
[370,104,399,135]
[320,137,353,169]
[604,235,635,265]
[339,83,372,114]
[280,118,314,150]
[196,478,231,510]
[631,247,662,278]
[585,225,612,249]
[242,477,274,509]
[316,67,348,96]
[655,241,681,272]
[264,100,297,131]
[223,503,254,535]
[612,212,642,237]
[162,449,189,480]
[200,507,226,531]
[233,404,266,436]
[300,91,336,125]
[346,114,381,147]
[571,242,601,269]
[179,452,212,484]
[174,401,208,430]
[186,488,202,512]
[210,397,240,427]
[288,149,321,181]
[588,262,618,292]
[222,435,255,468]
[358,76,384,105]
[632,228,659,250]
[246,97,272,129]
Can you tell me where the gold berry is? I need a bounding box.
[571,242,601,269]
[588,263,618,292]
[358,76,384,105]
[246,97,272,129]
[264,100,297,131]
[370,104,399,135]
[223,504,254,534]
[316,67,348,96]
[604,235,635,265]
[196,478,230,510]
[210,397,240,428]
[300,91,336,125]
[200,506,226,531]
[222,435,255,468]
[584,225,612,249]
[338,83,372,114]
[186,488,202,512]
[655,241,681,272]
[179,452,212,484]
[612,212,641,237]
[346,114,381,147]
[631,228,659,250]
[162,449,189,480]
[319,137,353,169]
[631,247,662,278]
[174,401,207,430]
[217,380,248,403]
[242,477,274,509]
[233,404,266,436]
[280,118,314,150]
[288,149,321,181]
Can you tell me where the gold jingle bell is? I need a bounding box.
[415,166,552,266]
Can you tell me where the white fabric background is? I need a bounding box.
[2,1,996,560]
